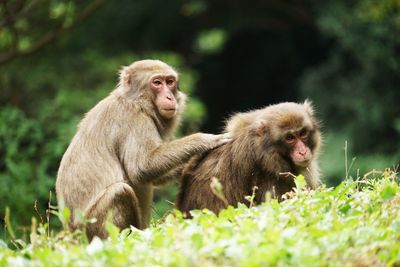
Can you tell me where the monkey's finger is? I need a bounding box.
[221,132,232,139]
[218,132,233,144]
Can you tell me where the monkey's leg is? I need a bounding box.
[84,182,142,240]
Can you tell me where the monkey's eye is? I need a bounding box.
[153,80,162,86]
[285,134,296,144]
[166,79,176,88]
[299,129,309,139]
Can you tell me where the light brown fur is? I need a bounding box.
[56,59,230,239]
[177,101,322,216]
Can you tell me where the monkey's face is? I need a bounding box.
[282,128,313,168]
[149,74,179,119]
[255,105,319,172]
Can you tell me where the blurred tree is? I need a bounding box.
[185,0,329,132]
[300,0,400,182]
[0,0,105,64]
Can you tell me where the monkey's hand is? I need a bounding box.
[201,132,232,150]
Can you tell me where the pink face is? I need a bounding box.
[284,129,312,167]
[149,74,178,119]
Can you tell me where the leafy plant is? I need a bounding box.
[0,170,399,266]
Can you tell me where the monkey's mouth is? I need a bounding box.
[294,159,311,168]
[161,108,177,115]
[160,108,177,118]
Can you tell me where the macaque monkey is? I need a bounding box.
[56,59,230,239]
[177,101,322,216]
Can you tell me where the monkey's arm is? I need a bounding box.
[152,166,184,186]
[139,133,211,182]
[124,132,229,184]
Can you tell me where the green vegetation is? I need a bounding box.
[1,171,399,266]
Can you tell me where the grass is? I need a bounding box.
[1,169,399,267]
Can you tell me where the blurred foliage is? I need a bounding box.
[0,0,399,232]
[195,28,227,54]
[300,0,400,184]
[0,0,105,64]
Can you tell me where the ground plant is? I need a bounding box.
[1,169,399,267]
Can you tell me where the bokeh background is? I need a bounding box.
[1,0,399,236]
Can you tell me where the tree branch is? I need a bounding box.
[0,0,106,65]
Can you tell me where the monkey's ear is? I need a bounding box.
[303,99,315,115]
[254,120,267,136]
[119,67,131,87]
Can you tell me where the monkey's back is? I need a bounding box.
[176,130,299,216]
[176,142,259,215]
[176,149,228,215]
[56,96,128,213]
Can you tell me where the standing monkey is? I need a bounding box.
[56,60,230,239]
[177,101,322,216]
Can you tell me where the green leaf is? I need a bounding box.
[50,2,68,19]
[105,212,120,241]
[339,203,351,214]
[294,175,306,191]
[380,184,397,201]
[195,29,227,54]
[18,37,31,51]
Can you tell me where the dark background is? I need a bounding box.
[1,0,399,236]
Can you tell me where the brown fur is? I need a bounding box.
[177,101,322,216]
[56,59,230,239]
